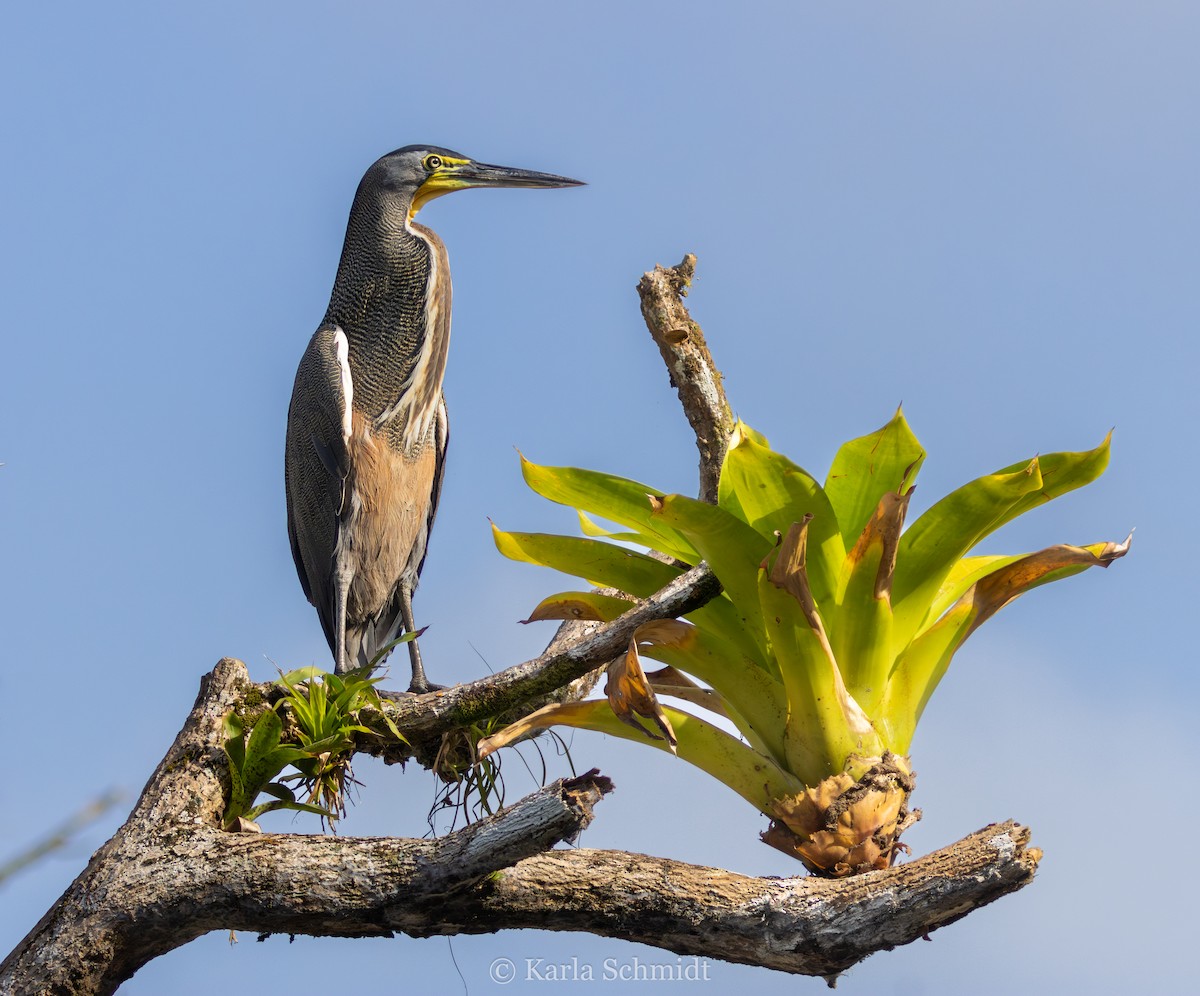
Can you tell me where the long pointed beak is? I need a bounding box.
[455,161,585,190]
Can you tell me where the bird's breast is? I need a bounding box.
[341,411,438,619]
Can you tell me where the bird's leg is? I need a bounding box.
[400,585,439,693]
[334,568,352,675]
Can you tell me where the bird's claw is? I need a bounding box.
[407,677,446,695]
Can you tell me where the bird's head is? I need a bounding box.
[362,145,583,221]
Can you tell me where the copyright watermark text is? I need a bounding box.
[489,955,711,984]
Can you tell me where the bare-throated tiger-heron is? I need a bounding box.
[285,146,582,691]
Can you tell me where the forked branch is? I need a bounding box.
[1,660,1039,994]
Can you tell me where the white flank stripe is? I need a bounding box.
[333,326,354,442]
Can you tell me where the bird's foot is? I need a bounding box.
[407,675,446,694]
[407,657,444,693]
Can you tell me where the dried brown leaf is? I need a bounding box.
[605,639,678,752]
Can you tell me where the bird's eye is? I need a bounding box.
[423,154,443,171]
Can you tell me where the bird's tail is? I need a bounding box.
[343,599,408,673]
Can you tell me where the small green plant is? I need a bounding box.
[276,665,406,822]
[479,410,1128,875]
[221,707,331,831]
[222,665,405,831]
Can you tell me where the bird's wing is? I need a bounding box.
[285,324,354,656]
[413,396,449,582]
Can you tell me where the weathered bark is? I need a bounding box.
[0,660,612,994]
[637,254,735,503]
[2,256,1044,993]
[1,659,1040,994]
[419,824,1039,979]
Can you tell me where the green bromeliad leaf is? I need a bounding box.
[757,523,885,784]
[493,526,682,596]
[495,523,764,664]
[824,407,925,549]
[879,535,1131,750]
[648,493,773,654]
[827,490,911,713]
[922,554,1025,627]
[988,434,1111,532]
[222,706,314,829]
[576,510,647,546]
[520,457,700,563]
[477,699,807,814]
[891,434,1112,645]
[889,459,1047,645]
[244,783,331,822]
[522,585,788,762]
[719,423,846,606]
[635,621,789,765]
[521,590,639,624]
[757,569,872,785]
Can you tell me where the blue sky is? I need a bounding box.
[1,2,1194,992]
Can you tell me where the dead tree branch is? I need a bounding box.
[637,254,735,502]
[1,660,1039,994]
[421,823,1039,979]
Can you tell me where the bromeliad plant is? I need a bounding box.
[221,706,330,832]
[274,665,405,822]
[479,410,1128,876]
[222,665,404,831]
